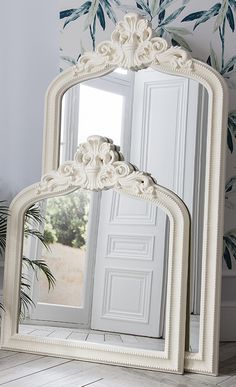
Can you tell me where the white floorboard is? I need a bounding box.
[0,343,235,386]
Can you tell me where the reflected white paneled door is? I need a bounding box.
[91,70,203,337]
[131,69,206,316]
[91,191,167,337]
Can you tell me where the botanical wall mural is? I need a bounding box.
[59,0,236,271]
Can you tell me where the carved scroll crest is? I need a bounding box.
[37,136,159,198]
[74,13,193,74]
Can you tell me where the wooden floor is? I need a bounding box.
[0,342,236,386]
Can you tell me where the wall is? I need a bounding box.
[0,1,60,292]
[59,0,236,339]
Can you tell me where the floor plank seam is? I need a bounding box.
[0,353,20,361]
[0,355,45,373]
[0,359,72,386]
[216,376,234,386]
[81,378,104,387]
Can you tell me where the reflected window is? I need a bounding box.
[38,190,91,308]
[60,73,133,164]
[77,85,123,145]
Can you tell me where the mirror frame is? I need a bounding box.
[40,13,229,375]
[1,135,189,374]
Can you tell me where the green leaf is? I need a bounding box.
[165,26,192,35]
[229,0,236,11]
[222,56,236,74]
[225,176,236,192]
[193,3,221,30]
[136,0,151,15]
[152,0,176,17]
[20,287,35,318]
[159,6,185,26]
[117,4,147,16]
[227,127,234,153]
[182,10,205,22]
[207,55,212,66]
[97,3,106,30]
[226,5,235,31]
[23,257,56,290]
[228,111,236,138]
[60,9,77,19]
[223,245,232,269]
[150,0,159,16]
[25,205,45,226]
[214,0,228,31]
[229,233,236,244]
[60,55,78,66]
[0,201,9,217]
[170,33,192,51]
[84,0,100,31]
[0,220,7,255]
[63,2,91,28]
[225,236,236,258]
[24,228,50,251]
[0,202,9,256]
[100,0,117,24]
[209,43,220,71]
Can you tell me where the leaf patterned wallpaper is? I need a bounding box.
[59,0,236,271]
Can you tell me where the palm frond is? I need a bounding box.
[24,228,50,251]
[20,286,35,318]
[22,257,56,290]
[25,205,45,227]
[0,201,9,217]
[0,218,7,255]
[0,202,9,255]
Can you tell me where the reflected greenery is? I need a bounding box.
[43,190,90,248]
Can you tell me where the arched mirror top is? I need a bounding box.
[10,136,189,223]
[42,12,228,173]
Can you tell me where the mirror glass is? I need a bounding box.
[58,68,208,354]
[18,188,172,352]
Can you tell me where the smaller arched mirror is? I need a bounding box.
[1,136,189,374]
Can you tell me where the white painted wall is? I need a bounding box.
[0,0,60,289]
[0,0,60,199]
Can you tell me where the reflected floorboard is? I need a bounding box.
[18,313,200,353]
[18,324,165,351]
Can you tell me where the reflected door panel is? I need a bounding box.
[130,69,207,321]
[91,191,168,337]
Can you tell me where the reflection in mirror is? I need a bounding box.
[18,189,173,352]
[59,68,208,353]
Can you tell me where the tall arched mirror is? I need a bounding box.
[2,13,228,376]
[57,67,207,355]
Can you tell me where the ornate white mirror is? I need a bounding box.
[1,12,228,376]
[1,136,189,374]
